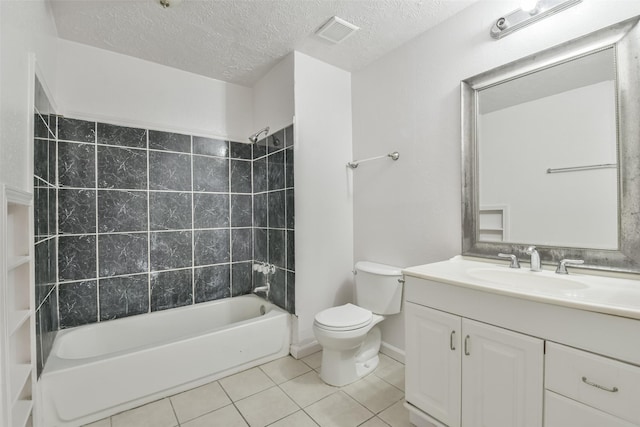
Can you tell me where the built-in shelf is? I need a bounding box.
[9,310,31,335]
[8,256,30,271]
[2,184,35,427]
[479,205,509,242]
[9,365,32,404]
[12,400,33,427]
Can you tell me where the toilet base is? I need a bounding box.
[319,326,381,386]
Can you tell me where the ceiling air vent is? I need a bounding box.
[315,16,360,44]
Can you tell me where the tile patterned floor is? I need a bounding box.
[83,352,409,427]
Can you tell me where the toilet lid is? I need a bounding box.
[314,304,373,330]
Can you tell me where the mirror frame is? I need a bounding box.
[461,16,640,273]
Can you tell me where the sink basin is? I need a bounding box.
[467,268,589,293]
[404,256,640,319]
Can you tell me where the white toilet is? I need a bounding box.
[313,261,404,386]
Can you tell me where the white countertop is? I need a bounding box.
[403,256,640,320]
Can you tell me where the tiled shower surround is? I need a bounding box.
[35,117,294,336]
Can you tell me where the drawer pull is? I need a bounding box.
[450,331,456,351]
[464,335,470,356]
[581,376,619,393]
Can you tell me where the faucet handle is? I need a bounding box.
[498,253,521,268]
[556,259,584,274]
[525,246,537,254]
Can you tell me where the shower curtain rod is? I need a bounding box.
[347,151,400,169]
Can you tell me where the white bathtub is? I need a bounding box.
[39,294,291,426]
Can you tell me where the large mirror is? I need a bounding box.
[461,16,640,272]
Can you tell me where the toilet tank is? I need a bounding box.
[354,261,404,315]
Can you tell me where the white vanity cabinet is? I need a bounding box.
[545,342,640,426]
[405,301,543,427]
[402,264,640,427]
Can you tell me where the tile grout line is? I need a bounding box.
[56,261,264,285]
[228,142,233,298]
[167,397,181,427]
[191,135,196,305]
[146,129,152,314]
[94,121,101,323]
[283,134,287,311]
[217,379,253,427]
[55,115,61,329]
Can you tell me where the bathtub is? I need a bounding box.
[39,294,291,427]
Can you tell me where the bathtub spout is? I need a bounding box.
[253,283,270,299]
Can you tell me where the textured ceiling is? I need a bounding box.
[50,0,477,87]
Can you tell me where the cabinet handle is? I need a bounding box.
[582,376,619,393]
[464,335,470,355]
[450,331,456,351]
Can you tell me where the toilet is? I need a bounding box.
[313,261,404,386]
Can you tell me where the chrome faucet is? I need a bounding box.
[498,253,520,268]
[525,246,542,272]
[253,283,270,298]
[253,262,275,299]
[556,258,584,274]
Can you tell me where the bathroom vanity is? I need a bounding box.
[403,257,640,427]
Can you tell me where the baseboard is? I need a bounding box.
[405,401,445,427]
[289,340,321,359]
[380,341,405,364]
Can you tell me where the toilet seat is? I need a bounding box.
[314,304,373,331]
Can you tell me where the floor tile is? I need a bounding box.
[235,386,299,427]
[280,371,338,408]
[181,404,248,427]
[267,410,319,427]
[260,356,312,384]
[342,374,404,414]
[374,355,405,391]
[82,419,111,427]
[219,367,276,401]
[305,391,374,427]
[111,398,178,427]
[358,417,389,427]
[170,381,231,423]
[378,400,410,427]
[301,351,322,370]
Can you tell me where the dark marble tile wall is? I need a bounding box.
[55,118,296,330]
[33,76,59,378]
[253,125,295,313]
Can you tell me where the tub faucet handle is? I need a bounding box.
[498,253,520,268]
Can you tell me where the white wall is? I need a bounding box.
[0,0,58,191]
[293,51,354,348]
[480,81,618,248]
[352,0,640,353]
[56,39,253,142]
[253,54,295,135]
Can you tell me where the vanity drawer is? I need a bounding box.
[545,342,640,424]
[545,391,636,427]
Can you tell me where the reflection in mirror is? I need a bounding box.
[461,16,640,273]
[477,48,618,249]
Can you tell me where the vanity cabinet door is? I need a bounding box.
[461,318,544,427]
[406,302,462,427]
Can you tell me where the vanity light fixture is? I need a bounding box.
[490,0,582,39]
